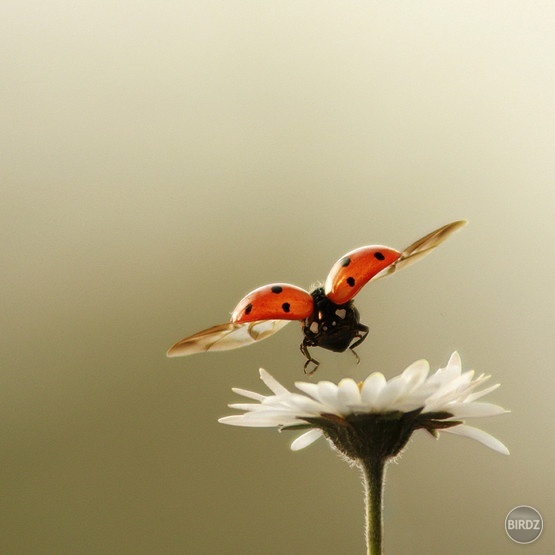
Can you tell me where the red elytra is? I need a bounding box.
[324,245,402,305]
[167,220,466,373]
[231,283,314,323]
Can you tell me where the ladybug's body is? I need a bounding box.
[167,220,466,372]
[300,287,368,369]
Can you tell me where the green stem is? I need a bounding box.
[360,456,386,555]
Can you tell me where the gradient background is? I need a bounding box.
[2,2,554,554]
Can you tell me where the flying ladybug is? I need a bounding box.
[167,220,466,373]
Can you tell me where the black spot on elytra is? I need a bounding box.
[271,285,283,294]
[374,252,385,261]
[245,303,253,315]
[340,257,351,267]
[347,277,355,287]
[282,302,291,313]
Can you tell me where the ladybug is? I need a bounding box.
[167,220,466,373]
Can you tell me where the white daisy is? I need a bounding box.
[219,352,509,457]
[219,352,509,555]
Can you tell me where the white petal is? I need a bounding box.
[218,412,300,427]
[259,368,289,395]
[231,387,266,401]
[458,369,476,385]
[338,378,362,407]
[294,381,321,401]
[447,402,509,419]
[316,380,340,406]
[432,370,473,396]
[305,380,349,413]
[424,372,479,409]
[394,395,429,412]
[465,383,500,403]
[429,357,463,386]
[217,415,279,427]
[446,351,462,373]
[233,407,301,420]
[442,424,510,455]
[293,383,338,415]
[228,402,266,411]
[401,359,430,388]
[279,393,328,415]
[360,372,387,407]
[290,429,323,451]
[374,375,408,410]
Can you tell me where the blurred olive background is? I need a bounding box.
[2,2,554,554]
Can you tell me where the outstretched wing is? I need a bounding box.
[166,319,291,357]
[325,220,466,304]
[374,219,467,279]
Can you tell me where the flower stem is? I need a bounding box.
[360,456,386,555]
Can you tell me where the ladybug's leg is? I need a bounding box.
[300,340,320,375]
[348,323,369,365]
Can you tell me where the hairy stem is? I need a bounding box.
[360,456,386,555]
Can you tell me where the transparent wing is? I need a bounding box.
[372,220,467,280]
[166,319,291,357]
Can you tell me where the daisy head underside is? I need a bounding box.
[219,352,509,460]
